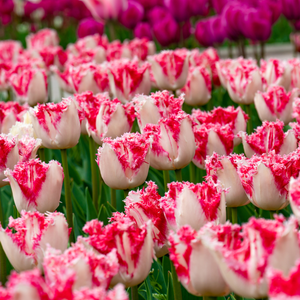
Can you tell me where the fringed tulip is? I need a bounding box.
[239,120,298,157]
[97,133,150,189]
[26,29,59,50]
[148,49,189,90]
[160,180,226,232]
[4,158,64,213]
[143,113,195,170]
[122,38,155,61]
[123,181,168,257]
[293,97,300,123]
[206,153,249,207]
[0,61,11,91]
[289,176,300,223]
[176,66,211,106]
[0,211,69,271]
[29,98,81,149]
[254,85,298,124]
[169,225,230,297]
[0,40,22,62]
[289,58,300,90]
[83,218,154,287]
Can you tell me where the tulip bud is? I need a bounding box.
[206,153,249,208]
[134,23,153,41]
[133,90,184,131]
[143,113,195,170]
[169,225,230,297]
[254,85,298,125]
[97,132,150,190]
[5,158,64,213]
[123,181,168,257]
[29,98,81,149]
[160,180,226,232]
[148,49,189,91]
[119,1,144,29]
[83,218,154,287]
[0,211,69,271]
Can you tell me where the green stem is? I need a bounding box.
[189,163,196,183]
[0,192,7,285]
[234,295,243,300]
[111,188,116,209]
[89,138,98,212]
[163,170,170,192]
[124,189,129,199]
[61,149,74,243]
[170,261,182,300]
[232,207,238,224]
[207,98,213,111]
[108,21,116,41]
[260,41,265,60]
[245,104,253,135]
[131,285,139,300]
[38,148,45,162]
[226,207,232,223]
[175,169,182,182]
[203,297,218,300]
[269,211,277,220]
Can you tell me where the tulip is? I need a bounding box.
[29,98,81,149]
[169,225,230,297]
[134,22,152,41]
[0,40,22,62]
[36,46,68,70]
[176,66,211,106]
[294,97,300,123]
[133,90,184,131]
[119,1,144,29]
[215,58,234,88]
[83,218,154,287]
[50,66,75,94]
[108,60,151,103]
[77,18,105,38]
[4,158,64,213]
[260,59,292,91]
[289,175,300,223]
[106,41,123,62]
[160,180,226,232]
[148,49,189,90]
[122,38,156,61]
[239,120,298,157]
[0,211,69,271]
[193,123,234,169]
[289,58,300,89]
[238,151,300,211]
[254,85,298,125]
[9,67,48,106]
[0,61,11,91]
[123,181,168,257]
[26,28,59,50]
[290,33,300,53]
[97,132,150,190]
[143,113,195,170]
[43,243,119,291]
[281,0,300,21]
[202,217,300,299]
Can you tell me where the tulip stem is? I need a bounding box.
[232,207,238,224]
[108,21,116,41]
[0,192,7,285]
[61,149,74,243]
[170,261,182,300]
[245,105,253,135]
[124,189,129,199]
[175,169,182,182]
[131,285,139,300]
[111,188,116,209]
[260,41,265,60]
[38,148,45,162]
[189,163,196,183]
[163,170,170,192]
[269,210,277,220]
[89,137,98,212]
[203,297,217,300]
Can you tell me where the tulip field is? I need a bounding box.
[2,1,300,300]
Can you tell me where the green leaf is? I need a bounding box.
[167,272,174,300]
[98,204,110,225]
[85,187,97,221]
[145,276,153,300]
[162,256,171,285]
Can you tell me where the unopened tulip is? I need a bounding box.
[29,98,81,149]
[143,113,195,170]
[254,85,298,125]
[160,180,226,232]
[177,66,211,106]
[5,158,64,213]
[108,60,151,103]
[206,153,249,207]
[134,90,184,130]
[97,132,150,189]
[193,123,234,169]
[239,120,298,157]
[83,218,154,287]
[77,18,105,38]
[148,49,189,90]
[169,225,230,297]
[133,23,153,41]
[260,59,292,91]
[124,181,168,257]
[119,0,144,29]
[26,29,59,50]
[0,211,69,271]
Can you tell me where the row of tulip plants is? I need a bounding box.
[1,28,300,300]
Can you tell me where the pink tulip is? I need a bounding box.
[29,98,81,149]
[143,113,195,170]
[51,66,75,94]
[206,153,249,207]
[148,49,189,90]
[289,175,300,223]
[176,66,211,106]
[0,211,69,271]
[169,225,230,297]
[288,58,300,90]
[108,59,151,103]
[5,158,64,213]
[36,46,68,70]
[293,97,300,123]
[122,38,156,61]
[160,180,226,232]
[0,61,11,91]
[239,120,298,157]
[216,59,234,88]
[123,181,168,257]
[193,123,234,169]
[260,59,292,91]
[0,40,23,62]
[26,29,59,50]
[133,90,184,130]
[97,133,150,189]
[254,85,298,124]
[83,217,154,287]
[106,41,124,62]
